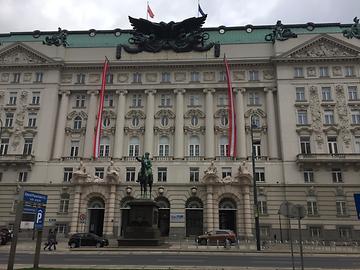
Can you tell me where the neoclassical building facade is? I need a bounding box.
[0,18,360,241]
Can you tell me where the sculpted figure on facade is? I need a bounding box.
[204,160,217,175]
[309,86,324,146]
[73,161,90,182]
[335,85,351,145]
[106,161,120,183]
[238,161,250,175]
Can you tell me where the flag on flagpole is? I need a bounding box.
[198,4,205,16]
[93,58,109,159]
[224,55,236,157]
[147,3,155,18]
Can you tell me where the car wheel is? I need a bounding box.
[70,242,77,248]
[200,239,207,245]
[96,242,101,248]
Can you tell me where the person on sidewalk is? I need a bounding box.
[43,229,53,251]
[47,229,57,251]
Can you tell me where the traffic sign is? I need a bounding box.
[23,206,36,214]
[34,208,46,230]
[354,194,360,220]
[23,191,48,204]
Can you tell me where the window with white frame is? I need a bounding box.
[31,92,40,104]
[189,95,200,106]
[5,112,14,127]
[252,140,261,159]
[249,70,259,81]
[160,115,169,127]
[218,94,228,106]
[106,73,113,84]
[35,72,43,83]
[189,136,200,156]
[348,86,358,100]
[221,167,232,178]
[321,87,332,101]
[99,137,110,157]
[307,199,318,216]
[133,72,142,83]
[297,110,308,125]
[300,136,311,154]
[12,73,21,83]
[95,167,105,179]
[63,168,73,182]
[355,136,360,153]
[332,168,343,183]
[160,94,171,106]
[18,171,28,182]
[190,71,200,82]
[258,196,268,215]
[327,136,338,154]
[161,72,171,83]
[319,66,329,77]
[56,224,67,234]
[27,112,37,127]
[0,138,9,155]
[255,167,265,182]
[219,71,226,81]
[76,73,85,84]
[158,136,170,156]
[128,137,140,156]
[324,110,335,125]
[248,92,260,105]
[190,167,199,182]
[295,87,305,101]
[219,135,229,156]
[339,227,351,240]
[158,167,167,182]
[9,92,17,105]
[75,94,86,108]
[104,94,114,107]
[70,140,79,157]
[309,226,321,238]
[132,94,142,107]
[73,116,82,130]
[351,110,360,124]
[126,167,136,182]
[344,66,355,77]
[294,67,304,77]
[23,138,33,155]
[303,169,314,183]
[336,200,347,216]
[59,193,70,213]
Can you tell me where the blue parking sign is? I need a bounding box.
[354,194,360,220]
[34,208,46,230]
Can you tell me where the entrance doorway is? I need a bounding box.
[119,196,133,237]
[155,197,170,236]
[88,198,105,236]
[185,197,203,237]
[219,198,237,233]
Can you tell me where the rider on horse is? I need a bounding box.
[136,152,153,197]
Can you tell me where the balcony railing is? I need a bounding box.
[184,156,205,161]
[153,156,173,161]
[0,154,35,167]
[296,153,360,164]
[215,156,236,161]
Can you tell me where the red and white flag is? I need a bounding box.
[93,58,109,159]
[224,55,237,157]
[147,2,154,18]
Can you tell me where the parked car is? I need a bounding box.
[196,230,236,245]
[0,228,13,245]
[68,233,109,248]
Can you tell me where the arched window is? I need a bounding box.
[159,136,170,156]
[185,197,203,209]
[73,116,82,130]
[219,135,229,156]
[160,115,169,127]
[88,197,105,208]
[155,197,170,209]
[102,116,110,127]
[99,137,110,157]
[129,136,140,156]
[59,193,70,213]
[189,136,200,156]
[191,115,198,126]
[131,116,139,127]
[219,198,236,209]
[251,115,261,128]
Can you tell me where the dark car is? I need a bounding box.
[196,230,237,245]
[68,233,109,248]
[0,228,13,245]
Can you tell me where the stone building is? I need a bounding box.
[0,18,360,241]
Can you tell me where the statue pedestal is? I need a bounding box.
[118,199,162,246]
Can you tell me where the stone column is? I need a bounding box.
[84,90,98,159]
[70,185,82,234]
[144,89,156,154]
[105,185,116,236]
[242,184,253,239]
[234,88,246,159]
[113,90,127,159]
[53,90,70,159]
[265,88,279,159]
[204,89,215,159]
[174,89,185,159]
[206,185,214,232]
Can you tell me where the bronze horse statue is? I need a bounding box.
[136,155,153,198]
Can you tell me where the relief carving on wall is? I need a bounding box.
[309,86,324,146]
[263,70,275,80]
[0,49,47,64]
[290,40,356,58]
[145,73,157,82]
[183,125,205,134]
[332,66,343,76]
[174,72,186,82]
[154,109,176,119]
[335,85,351,146]
[117,73,129,83]
[232,70,245,81]
[60,74,72,83]
[203,72,215,81]
[23,73,32,82]
[1,73,9,82]
[307,67,316,77]
[89,74,100,83]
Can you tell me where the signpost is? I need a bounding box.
[354,194,360,219]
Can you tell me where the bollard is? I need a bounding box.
[216,240,219,249]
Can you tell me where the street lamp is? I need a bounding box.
[250,114,261,251]
[0,118,3,138]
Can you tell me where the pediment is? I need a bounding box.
[0,42,55,65]
[278,34,360,60]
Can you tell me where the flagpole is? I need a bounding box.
[197,0,199,17]
[147,1,149,20]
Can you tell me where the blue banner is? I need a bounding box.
[23,191,48,204]
[354,194,360,220]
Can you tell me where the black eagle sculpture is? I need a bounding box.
[121,15,214,53]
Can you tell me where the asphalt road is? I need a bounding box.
[1,252,360,269]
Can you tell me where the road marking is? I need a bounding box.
[64,258,110,262]
[158,259,205,263]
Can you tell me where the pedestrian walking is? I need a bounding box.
[43,229,53,250]
[48,229,57,251]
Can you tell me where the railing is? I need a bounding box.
[0,154,34,161]
[184,156,205,161]
[153,156,174,161]
[297,153,360,162]
[246,156,269,161]
[215,156,236,161]
[62,156,81,161]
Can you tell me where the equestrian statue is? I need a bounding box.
[136,152,154,198]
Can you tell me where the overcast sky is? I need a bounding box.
[0,0,359,32]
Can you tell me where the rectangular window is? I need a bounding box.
[294,67,304,78]
[56,224,67,234]
[304,169,314,183]
[189,144,200,156]
[23,138,33,155]
[35,72,43,83]
[218,94,228,106]
[249,70,259,81]
[336,201,347,216]
[27,112,37,127]
[95,167,105,179]
[307,201,318,216]
[132,94,142,107]
[321,87,332,101]
[106,73,113,84]
[219,71,227,81]
[5,112,14,128]
[351,110,360,124]
[221,167,232,179]
[128,144,139,157]
[324,110,335,125]
[297,110,308,125]
[161,72,171,83]
[355,136,360,153]
[319,67,329,77]
[18,172,28,182]
[309,226,321,239]
[327,137,338,154]
[248,92,260,105]
[70,140,80,157]
[99,144,110,157]
[219,144,229,157]
[300,136,311,154]
[0,172,2,182]
[159,144,169,156]
[32,92,40,105]
[9,92,17,105]
[133,73,142,83]
[158,167,167,182]
[190,71,200,82]
[332,168,343,183]
[255,168,265,182]
[348,86,358,100]
[295,87,305,101]
[344,66,355,77]
[76,73,86,84]
[258,200,268,215]
[190,167,199,182]
[63,168,73,182]
[12,73,21,83]
[189,95,200,106]
[0,138,9,155]
[252,140,261,159]
[126,167,136,182]
[339,227,351,240]
[160,94,171,106]
[75,95,86,108]
[104,94,114,107]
